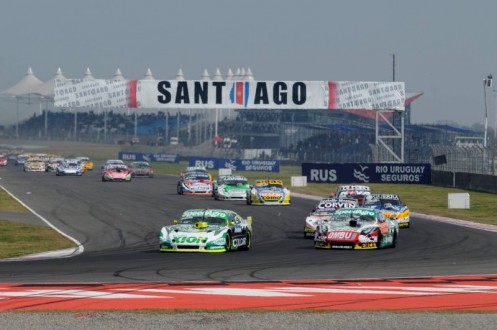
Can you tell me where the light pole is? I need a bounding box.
[483,74,492,148]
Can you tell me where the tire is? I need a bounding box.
[177,185,183,195]
[377,231,383,249]
[391,230,397,248]
[246,195,252,205]
[224,232,232,252]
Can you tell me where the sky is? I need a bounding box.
[1,0,497,128]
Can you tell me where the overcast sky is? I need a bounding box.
[1,0,497,127]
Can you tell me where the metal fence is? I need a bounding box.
[431,145,497,175]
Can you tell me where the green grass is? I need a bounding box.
[0,219,75,258]
[1,141,496,258]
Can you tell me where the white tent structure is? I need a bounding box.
[31,68,66,138]
[0,67,43,137]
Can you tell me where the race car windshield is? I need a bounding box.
[379,198,401,206]
[205,217,227,226]
[314,210,335,216]
[186,173,210,180]
[226,179,247,186]
[332,215,376,225]
[363,199,382,207]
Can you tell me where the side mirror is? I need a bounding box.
[173,219,178,224]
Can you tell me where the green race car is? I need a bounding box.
[159,209,252,252]
[213,175,249,200]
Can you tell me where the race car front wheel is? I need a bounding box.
[224,233,232,252]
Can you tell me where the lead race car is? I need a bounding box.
[246,179,291,205]
[362,193,410,228]
[304,198,358,238]
[213,175,249,200]
[159,209,252,252]
[314,207,399,250]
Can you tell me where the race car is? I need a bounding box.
[14,154,31,167]
[45,157,64,172]
[76,156,94,171]
[181,166,213,180]
[331,185,372,205]
[314,207,399,250]
[23,157,47,172]
[213,175,249,200]
[56,159,83,176]
[159,209,252,252]
[130,161,154,178]
[362,194,410,228]
[101,159,125,171]
[102,164,132,182]
[246,179,291,205]
[0,155,7,166]
[304,198,358,238]
[177,170,213,195]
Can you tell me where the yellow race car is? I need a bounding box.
[246,179,291,205]
[76,157,94,171]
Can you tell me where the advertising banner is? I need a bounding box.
[302,163,431,184]
[189,157,279,172]
[55,79,405,111]
[119,152,180,163]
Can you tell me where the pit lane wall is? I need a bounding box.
[302,163,431,184]
[431,170,497,193]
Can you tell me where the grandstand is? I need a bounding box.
[6,104,490,168]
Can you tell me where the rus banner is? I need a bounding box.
[55,79,405,111]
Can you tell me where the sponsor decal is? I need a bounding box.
[327,231,358,241]
[174,236,206,244]
[331,245,354,249]
[232,237,247,248]
[358,242,377,249]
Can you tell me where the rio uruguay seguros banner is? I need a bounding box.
[54,79,405,111]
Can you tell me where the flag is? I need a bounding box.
[229,82,249,107]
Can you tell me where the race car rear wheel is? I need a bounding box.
[177,185,183,195]
[246,195,252,205]
[392,230,398,248]
[224,232,232,252]
[377,231,384,249]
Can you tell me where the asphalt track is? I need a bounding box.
[1,164,497,284]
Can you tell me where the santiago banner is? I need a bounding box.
[302,163,431,184]
[55,79,405,111]
[189,157,279,172]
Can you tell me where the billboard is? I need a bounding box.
[302,163,431,184]
[55,79,405,111]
